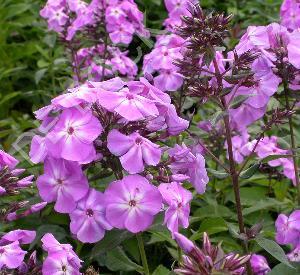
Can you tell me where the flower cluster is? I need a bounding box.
[275,210,300,262]
[77,45,137,81]
[40,0,148,43]
[143,34,185,92]
[174,232,250,275]
[29,75,206,241]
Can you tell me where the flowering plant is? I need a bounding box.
[1,0,300,274]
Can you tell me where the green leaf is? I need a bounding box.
[105,247,143,272]
[209,110,226,126]
[35,69,47,84]
[152,265,171,275]
[91,230,133,257]
[242,199,279,215]
[207,168,229,179]
[261,154,293,163]
[240,162,260,179]
[229,94,253,109]
[268,263,300,275]
[0,92,20,107]
[192,217,228,239]
[255,236,294,268]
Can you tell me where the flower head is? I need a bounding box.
[70,188,112,243]
[37,157,89,213]
[105,175,162,233]
[159,182,192,236]
[107,129,162,174]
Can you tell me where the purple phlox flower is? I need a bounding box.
[105,175,162,233]
[127,77,172,104]
[275,210,300,246]
[46,107,102,163]
[70,188,112,243]
[287,30,300,69]
[0,241,27,270]
[225,133,251,164]
[37,157,89,213]
[0,150,18,170]
[29,135,47,164]
[158,182,192,236]
[0,230,36,246]
[280,0,300,31]
[107,129,162,174]
[254,136,288,166]
[97,87,159,122]
[250,254,271,275]
[147,104,189,135]
[168,144,209,194]
[287,245,300,262]
[174,232,195,253]
[41,233,82,275]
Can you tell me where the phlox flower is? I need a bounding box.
[0,241,27,270]
[37,157,89,213]
[107,129,162,174]
[105,175,162,233]
[46,107,102,163]
[97,87,159,121]
[287,245,300,262]
[250,254,271,275]
[70,188,112,243]
[280,0,300,31]
[275,210,300,246]
[0,230,36,245]
[158,182,192,236]
[168,144,209,194]
[41,233,82,275]
[0,150,18,170]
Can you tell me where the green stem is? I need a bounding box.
[136,233,150,275]
[283,81,300,204]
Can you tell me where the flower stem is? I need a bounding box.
[212,57,252,275]
[136,233,150,275]
[283,81,300,204]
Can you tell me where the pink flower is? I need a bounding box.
[107,21,135,45]
[154,69,183,92]
[158,182,192,236]
[168,144,209,194]
[275,210,300,246]
[0,150,18,170]
[42,251,81,275]
[37,157,89,213]
[0,230,36,245]
[280,0,300,31]
[46,107,102,163]
[287,245,300,262]
[250,254,270,275]
[29,135,47,164]
[288,30,300,69]
[174,232,195,253]
[105,175,162,233]
[0,241,27,270]
[97,87,159,121]
[70,188,112,243]
[226,134,251,164]
[107,129,162,174]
